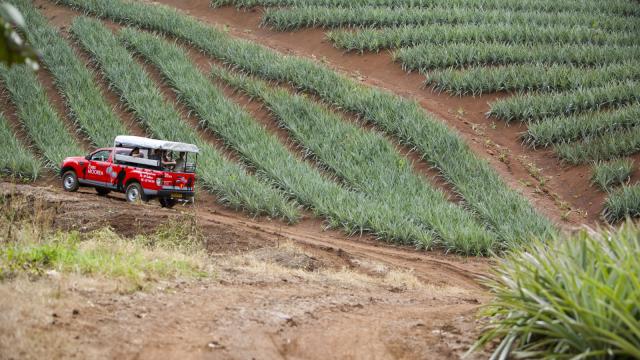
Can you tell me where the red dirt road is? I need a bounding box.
[1,181,491,359]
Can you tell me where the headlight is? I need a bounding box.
[156,178,162,186]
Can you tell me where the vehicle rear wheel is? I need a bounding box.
[159,197,177,209]
[62,171,79,192]
[96,187,111,196]
[125,182,146,203]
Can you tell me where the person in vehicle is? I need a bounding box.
[148,149,160,161]
[130,147,142,158]
[174,152,187,173]
[161,150,176,170]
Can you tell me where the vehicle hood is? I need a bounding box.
[63,156,87,163]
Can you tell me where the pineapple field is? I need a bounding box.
[211,0,640,222]
[0,0,639,358]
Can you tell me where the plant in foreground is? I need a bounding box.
[473,222,640,358]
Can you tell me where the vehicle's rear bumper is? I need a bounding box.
[155,189,195,199]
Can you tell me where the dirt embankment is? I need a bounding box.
[0,182,491,359]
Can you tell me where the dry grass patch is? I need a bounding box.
[219,241,466,295]
[0,192,214,292]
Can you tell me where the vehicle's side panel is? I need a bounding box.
[123,167,163,196]
[85,150,112,186]
[60,157,88,179]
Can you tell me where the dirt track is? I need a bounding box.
[0,181,490,359]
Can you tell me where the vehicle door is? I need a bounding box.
[85,149,112,186]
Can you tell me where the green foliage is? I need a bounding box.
[0,113,40,179]
[56,0,555,247]
[120,27,433,248]
[0,64,84,169]
[591,159,634,191]
[212,0,640,16]
[263,6,639,32]
[556,126,640,165]
[475,223,640,358]
[0,3,38,69]
[9,0,126,148]
[605,185,640,222]
[233,0,640,167]
[397,43,639,71]
[525,104,640,147]
[211,65,494,254]
[0,228,210,287]
[489,81,640,122]
[329,25,636,52]
[426,62,640,96]
[70,17,299,222]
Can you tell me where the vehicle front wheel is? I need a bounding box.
[125,182,146,203]
[62,171,79,192]
[96,187,111,196]
[159,197,177,209]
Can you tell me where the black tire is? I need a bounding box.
[125,182,147,203]
[159,197,177,209]
[62,170,79,192]
[95,187,111,196]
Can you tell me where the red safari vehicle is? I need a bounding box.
[60,135,199,208]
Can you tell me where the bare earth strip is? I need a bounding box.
[0,182,490,359]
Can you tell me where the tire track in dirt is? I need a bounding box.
[197,206,491,293]
[2,181,491,359]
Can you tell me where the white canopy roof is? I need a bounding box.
[114,135,199,154]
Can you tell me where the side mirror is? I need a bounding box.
[85,155,91,160]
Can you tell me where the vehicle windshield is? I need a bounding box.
[90,150,110,162]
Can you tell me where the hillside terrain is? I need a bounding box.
[1,0,639,358]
